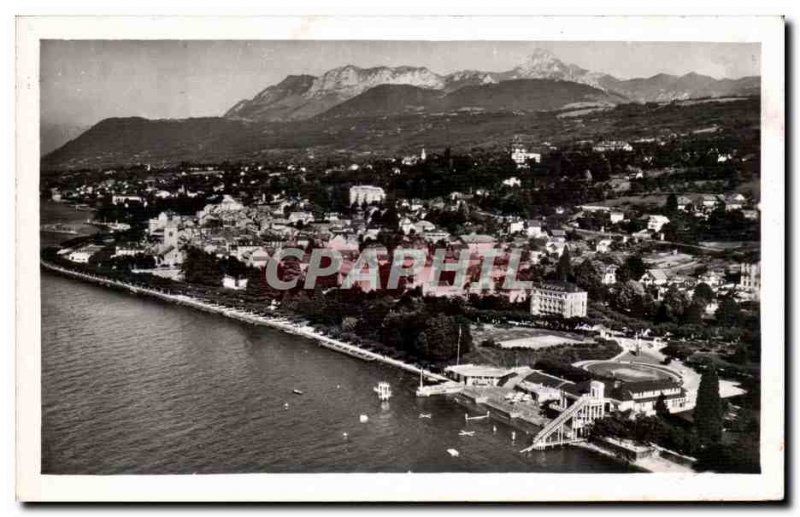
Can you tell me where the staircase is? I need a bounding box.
[521,396,593,452]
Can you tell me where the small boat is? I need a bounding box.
[419,413,432,419]
[447,448,460,457]
[459,430,475,437]
[359,414,369,423]
[373,382,392,401]
[292,389,304,395]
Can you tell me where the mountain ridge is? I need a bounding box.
[226,49,759,122]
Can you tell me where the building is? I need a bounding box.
[349,185,386,206]
[518,370,577,403]
[593,141,633,152]
[222,275,248,290]
[601,265,618,285]
[647,215,671,232]
[609,211,625,224]
[444,364,514,387]
[604,379,688,416]
[459,233,496,255]
[510,145,542,168]
[111,195,143,205]
[529,283,588,318]
[640,269,668,287]
[595,239,613,253]
[67,244,104,263]
[739,262,761,300]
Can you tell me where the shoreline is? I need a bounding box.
[41,260,650,473]
[41,260,450,384]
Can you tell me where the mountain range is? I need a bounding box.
[224,49,759,122]
[42,49,760,169]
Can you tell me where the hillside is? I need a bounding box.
[41,97,760,171]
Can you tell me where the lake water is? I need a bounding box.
[40,204,636,474]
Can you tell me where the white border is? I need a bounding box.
[15,15,785,502]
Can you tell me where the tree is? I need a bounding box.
[715,296,742,327]
[665,193,678,214]
[617,280,645,315]
[693,282,714,305]
[682,301,705,325]
[662,286,689,320]
[618,254,646,282]
[655,393,670,420]
[556,245,572,282]
[695,367,723,444]
[654,302,671,324]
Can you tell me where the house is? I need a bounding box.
[508,219,525,235]
[529,282,588,318]
[113,244,145,257]
[222,275,248,290]
[701,194,722,210]
[67,244,104,263]
[699,270,724,288]
[742,209,759,221]
[445,364,514,387]
[595,239,613,253]
[459,233,496,255]
[510,145,541,168]
[602,264,618,285]
[640,269,669,287]
[647,215,670,232]
[218,195,244,212]
[609,211,625,224]
[288,211,314,225]
[676,195,693,211]
[725,193,746,211]
[249,248,270,269]
[502,176,522,188]
[157,246,185,267]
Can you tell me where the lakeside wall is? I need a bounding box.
[40,260,450,384]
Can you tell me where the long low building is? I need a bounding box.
[529,282,588,318]
[444,364,515,387]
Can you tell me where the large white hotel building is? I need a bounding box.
[349,185,386,206]
[529,283,588,318]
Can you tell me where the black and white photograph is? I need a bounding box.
[14,15,785,502]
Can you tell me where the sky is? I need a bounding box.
[40,40,760,128]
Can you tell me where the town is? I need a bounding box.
[41,129,761,473]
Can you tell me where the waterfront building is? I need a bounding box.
[518,370,576,404]
[349,185,386,206]
[444,364,514,387]
[222,275,248,290]
[529,283,588,318]
[67,244,104,263]
[602,379,688,416]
